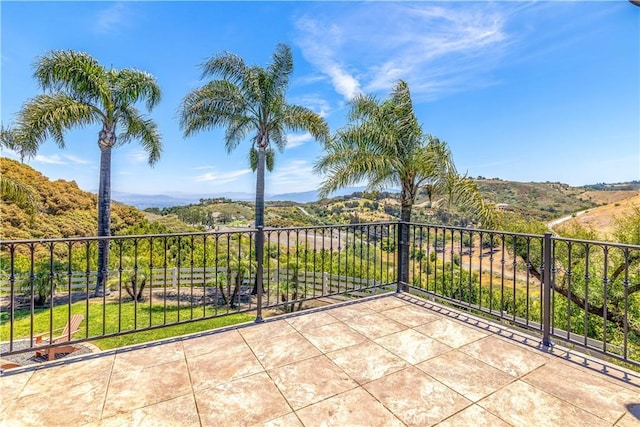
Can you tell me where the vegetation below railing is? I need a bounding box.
[1,221,638,368]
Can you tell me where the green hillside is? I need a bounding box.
[1,158,197,240]
[4,157,635,239]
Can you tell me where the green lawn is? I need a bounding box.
[0,300,255,350]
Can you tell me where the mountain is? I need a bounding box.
[112,186,371,209]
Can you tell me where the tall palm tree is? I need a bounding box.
[16,50,162,296]
[179,43,328,230]
[179,43,328,299]
[315,80,495,289]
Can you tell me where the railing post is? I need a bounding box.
[397,221,409,292]
[542,232,553,347]
[255,226,264,323]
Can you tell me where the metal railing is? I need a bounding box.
[1,221,638,367]
[0,223,397,358]
[401,223,640,367]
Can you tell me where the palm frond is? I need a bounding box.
[113,69,162,111]
[0,175,39,213]
[0,125,38,161]
[200,51,247,84]
[179,80,248,138]
[281,104,329,144]
[17,94,100,147]
[268,43,293,94]
[33,50,106,104]
[119,105,162,165]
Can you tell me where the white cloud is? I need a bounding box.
[95,2,130,34]
[286,133,313,149]
[295,3,509,101]
[64,154,92,165]
[33,153,91,165]
[269,160,322,192]
[295,17,362,101]
[290,94,332,118]
[127,150,149,164]
[194,168,252,184]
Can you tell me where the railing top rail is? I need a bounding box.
[404,222,544,239]
[0,228,257,245]
[262,221,397,233]
[551,235,640,250]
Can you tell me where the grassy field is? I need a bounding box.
[0,300,254,350]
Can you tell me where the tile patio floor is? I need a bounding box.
[1,293,639,426]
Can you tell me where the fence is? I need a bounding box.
[1,221,638,368]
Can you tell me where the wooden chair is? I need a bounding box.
[34,313,84,361]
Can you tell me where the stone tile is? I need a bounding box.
[94,393,200,427]
[113,340,184,371]
[381,303,441,327]
[417,350,515,402]
[20,355,114,397]
[358,295,408,312]
[3,374,108,426]
[187,338,263,390]
[615,406,640,427]
[103,358,191,418]
[459,336,547,377]
[415,317,487,348]
[238,320,298,346]
[326,303,374,322]
[248,331,321,370]
[435,404,511,427]
[552,349,640,392]
[285,311,339,333]
[182,328,246,358]
[251,412,303,427]
[296,387,404,427]
[364,366,471,426]
[479,380,609,427]
[268,355,358,410]
[195,372,291,426]
[343,312,407,339]
[0,370,32,419]
[301,321,366,353]
[327,341,407,384]
[375,328,451,364]
[523,361,639,423]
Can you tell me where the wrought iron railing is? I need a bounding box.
[1,221,638,367]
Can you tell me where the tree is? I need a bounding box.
[1,124,38,162]
[179,43,328,294]
[315,80,494,289]
[0,126,38,211]
[16,50,162,296]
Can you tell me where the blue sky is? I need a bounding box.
[2,1,639,197]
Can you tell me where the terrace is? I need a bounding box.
[2,294,639,425]
[1,222,639,425]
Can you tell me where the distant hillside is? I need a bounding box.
[470,179,599,221]
[0,158,197,240]
[556,194,640,239]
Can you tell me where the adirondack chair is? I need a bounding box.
[34,313,84,361]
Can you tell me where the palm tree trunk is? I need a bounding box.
[252,147,266,296]
[95,146,112,296]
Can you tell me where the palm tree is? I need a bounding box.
[179,43,328,229]
[0,126,38,211]
[1,124,38,162]
[179,43,329,298]
[16,50,162,296]
[315,80,495,289]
